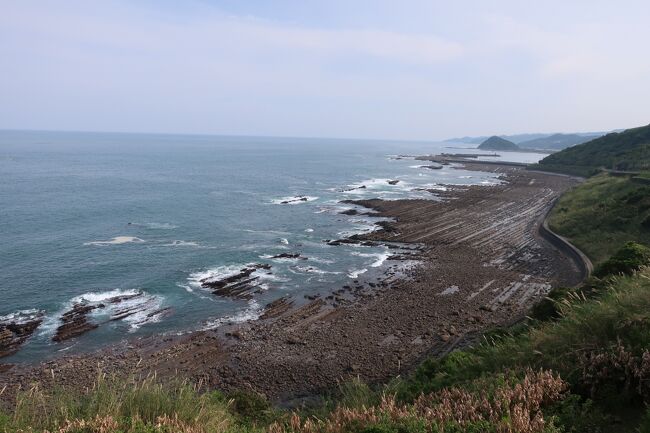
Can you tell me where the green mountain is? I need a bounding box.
[536,123,650,176]
[478,135,519,151]
[518,133,600,150]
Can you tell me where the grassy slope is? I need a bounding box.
[398,268,650,433]
[547,174,650,264]
[530,123,650,176]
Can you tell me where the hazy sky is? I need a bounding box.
[1,1,649,140]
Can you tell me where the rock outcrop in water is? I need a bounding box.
[200,264,272,300]
[280,196,309,204]
[52,292,170,342]
[0,313,44,358]
[341,185,367,192]
[269,253,307,260]
[53,304,102,342]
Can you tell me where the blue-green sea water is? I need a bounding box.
[0,130,546,362]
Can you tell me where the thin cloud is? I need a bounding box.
[0,0,649,139]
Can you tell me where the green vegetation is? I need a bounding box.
[0,376,278,433]
[532,123,650,176]
[594,241,650,277]
[547,174,650,264]
[478,135,520,151]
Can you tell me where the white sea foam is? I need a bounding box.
[341,178,391,194]
[187,265,245,290]
[70,288,141,304]
[256,271,289,283]
[336,217,388,238]
[420,183,448,191]
[188,263,281,291]
[201,300,261,330]
[305,228,314,232]
[352,251,391,267]
[118,295,169,331]
[347,268,368,279]
[271,195,318,205]
[280,238,289,245]
[289,265,342,275]
[0,309,44,324]
[177,283,194,293]
[84,236,144,246]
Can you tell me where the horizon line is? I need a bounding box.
[0,125,630,144]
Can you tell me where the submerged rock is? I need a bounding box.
[200,264,272,299]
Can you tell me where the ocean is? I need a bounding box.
[0,130,546,362]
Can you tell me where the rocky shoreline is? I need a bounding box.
[0,161,584,406]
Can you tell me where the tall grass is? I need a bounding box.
[1,373,263,433]
[269,370,567,433]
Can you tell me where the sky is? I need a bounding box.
[1,0,649,140]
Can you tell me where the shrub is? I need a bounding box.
[530,287,576,321]
[337,377,380,410]
[545,394,612,433]
[576,341,650,403]
[227,389,274,425]
[593,242,650,277]
[624,187,650,205]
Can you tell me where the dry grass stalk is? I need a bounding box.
[269,369,566,433]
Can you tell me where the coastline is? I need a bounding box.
[0,161,585,405]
